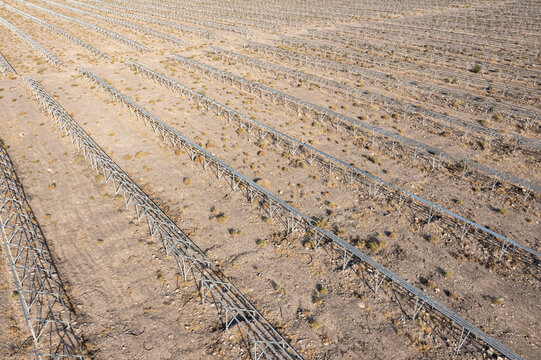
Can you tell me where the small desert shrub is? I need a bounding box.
[493,113,504,122]
[334,227,346,237]
[366,238,387,252]
[426,280,437,290]
[229,229,242,237]
[491,297,504,305]
[216,213,228,223]
[255,178,271,188]
[274,284,286,296]
[445,290,458,299]
[470,64,481,73]
[309,319,322,330]
[479,140,489,150]
[314,218,330,230]
[440,131,452,137]
[312,296,323,305]
[366,155,380,165]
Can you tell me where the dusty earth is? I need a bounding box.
[0,0,539,359]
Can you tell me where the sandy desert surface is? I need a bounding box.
[0,0,539,359]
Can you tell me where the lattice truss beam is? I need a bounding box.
[123,59,540,264]
[1,1,109,61]
[75,66,526,360]
[13,0,149,53]
[0,145,85,359]
[0,50,16,75]
[0,15,63,68]
[23,76,302,360]
[206,47,540,196]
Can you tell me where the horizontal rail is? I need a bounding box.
[0,49,16,74]
[165,52,541,260]
[89,0,252,34]
[41,0,185,47]
[0,15,63,67]
[1,1,109,60]
[85,65,525,360]
[277,34,541,120]
[23,75,302,360]
[304,29,540,87]
[207,47,541,196]
[62,0,217,39]
[245,40,540,135]
[15,0,149,52]
[0,143,85,359]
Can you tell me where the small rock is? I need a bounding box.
[358,302,366,309]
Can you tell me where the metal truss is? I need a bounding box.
[183,48,535,156]
[87,0,252,34]
[124,59,540,265]
[1,2,109,61]
[14,0,149,53]
[0,16,63,68]
[0,49,16,75]
[0,144,85,359]
[41,0,185,48]
[96,0,268,32]
[167,54,541,257]
[63,0,218,40]
[278,34,541,114]
[245,40,540,133]
[338,22,539,66]
[304,29,540,87]
[151,1,296,29]
[371,9,540,45]
[207,47,541,198]
[77,65,525,360]
[23,75,303,360]
[338,23,534,59]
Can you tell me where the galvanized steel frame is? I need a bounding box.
[0,49,16,74]
[245,40,540,133]
[41,0,185,48]
[0,144,85,359]
[23,75,302,360]
[207,47,541,197]
[15,0,149,53]
[1,1,109,60]
[164,53,540,263]
[0,15,63,67]
[81,65,525,360]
